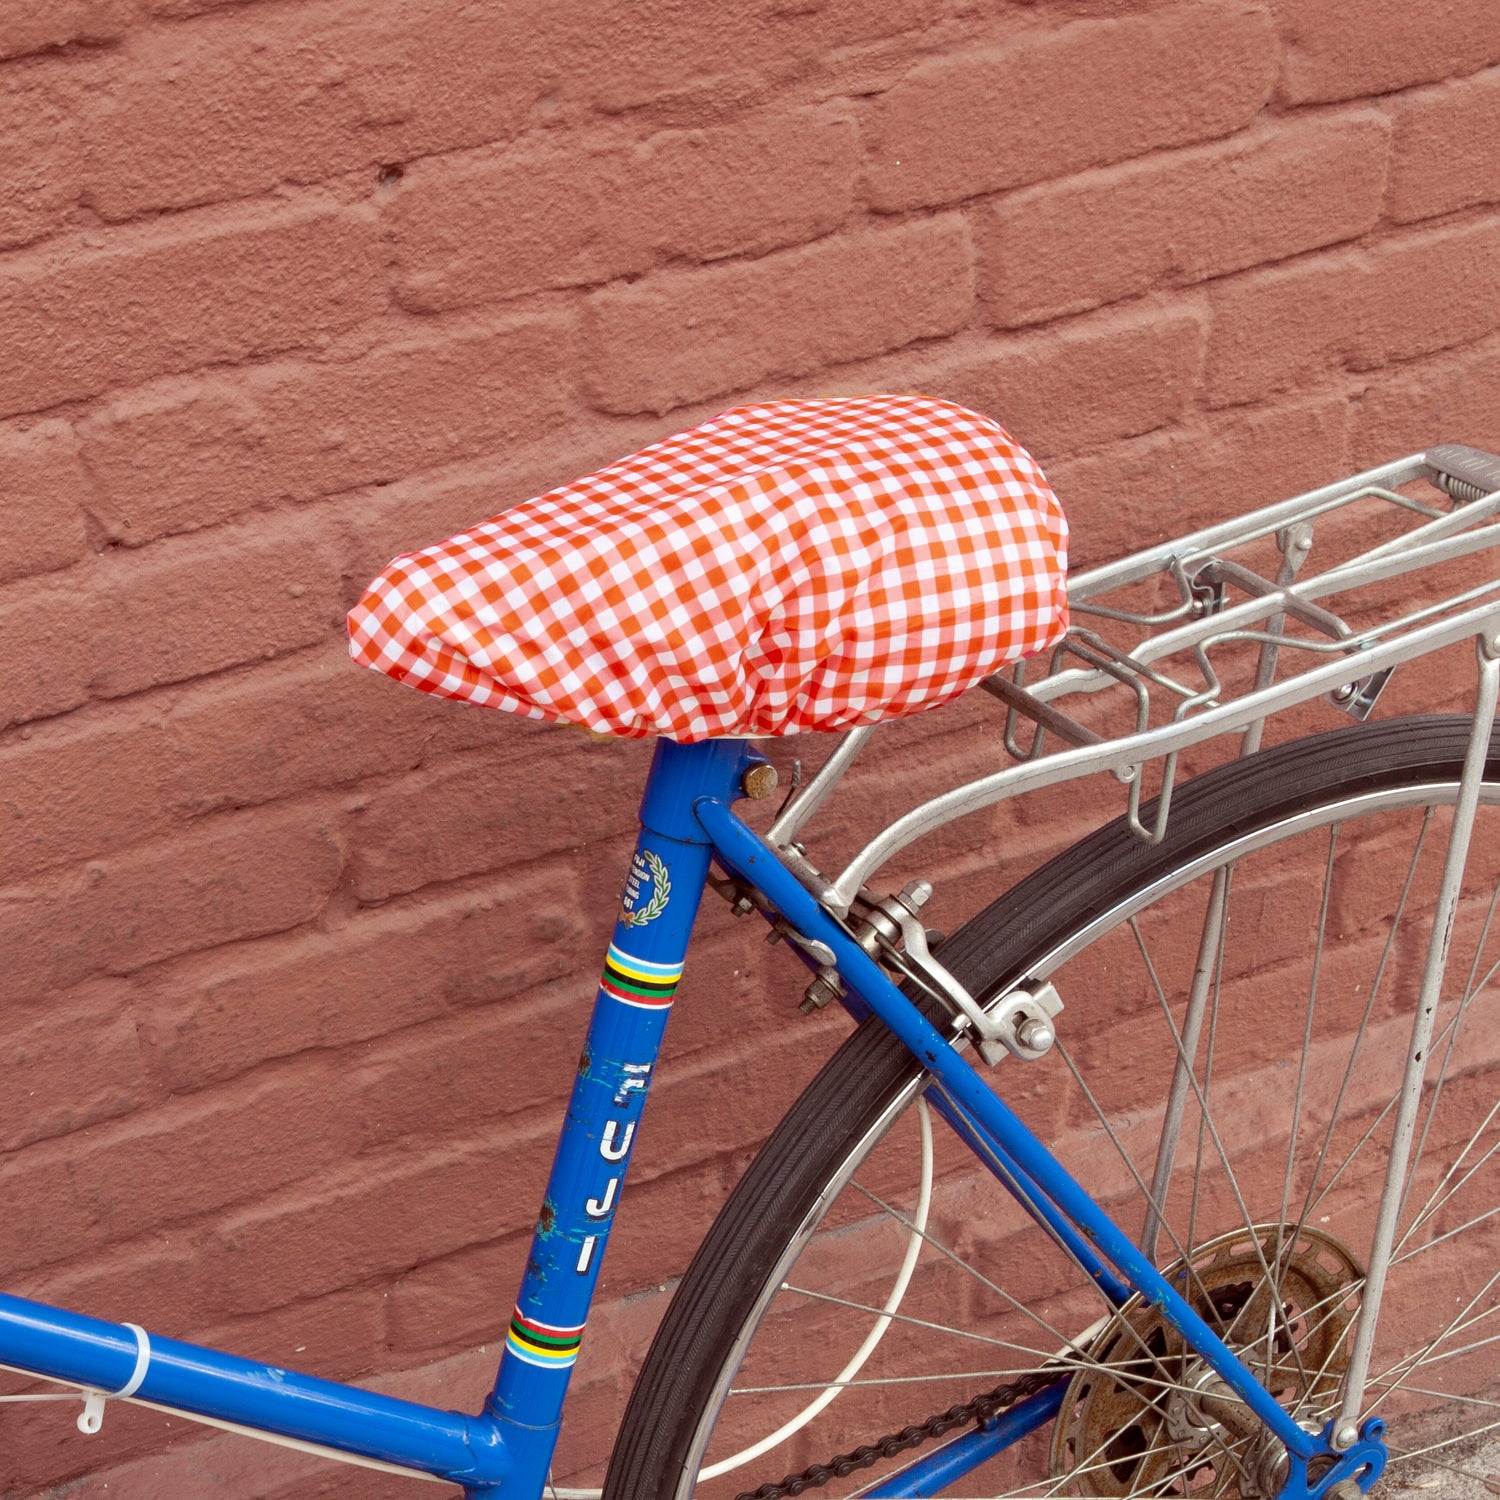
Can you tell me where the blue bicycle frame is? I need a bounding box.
[0,738,1387,1498]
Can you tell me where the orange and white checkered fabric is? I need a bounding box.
[348,395,1068,741]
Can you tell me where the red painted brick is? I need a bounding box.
[1205,251,1355,407]
[0,1399,191,1499]
[1273,0,1500,104]
[136,862,584,1092]
[390,108,859,313]
[197,1289,387,1383]
[1047,392,1351,570]
[635,110,859,265]
[1206,218,1500,408]
[349,734,652,902]
[0,0,130,60]
[0,201,383,419]
[0,644,521,881]
[897,301,1207,462]
[0,419,91,584]
[72,1,495,219]
[585,216,973,415]
[1351,338,1500,468]
[0,62,88,250]
[76,313,574,546]
[262,1463,424,1500]
[31,1393,418,1500]
[0,582,94,727]
[1389,70,1500,224]
[652,919,807,1064]
[548,0,944,114]
[1351,219,1500,370]
[74,0,935,221]
[863,1,1277,212]
[0,802,345,1005]
[381,1231,527,1359]
[147,0,249,12]
[5,980,146,1152]
[979,113,1389,328]
[161,645,517,819]
[0,713,173,879]
[201,1126,559,1312]
[389,137,648,312]
[351,991,593,1152]
[0,1066,363,1273]
[28,1236,239,1350]
[0,508,344,732]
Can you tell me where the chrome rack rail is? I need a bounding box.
[769,445,1500,914]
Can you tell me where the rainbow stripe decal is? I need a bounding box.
[599,945,683,1010]
[507,1309,585,1369]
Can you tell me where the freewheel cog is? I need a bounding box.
[1050,1225,1363,1498]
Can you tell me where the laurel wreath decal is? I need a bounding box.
[620,850,671,927]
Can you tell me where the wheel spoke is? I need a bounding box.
[1395,1093,1500,1258]
[1389,1384,1500,1410]
[1386,1415,1500,1465]
[1372,1298,1500,1388]
[765,1282,1065,1372]
[844,1179,1081,1355]
[1364,1270,1500,1425]
[1395,1198,1500,1266]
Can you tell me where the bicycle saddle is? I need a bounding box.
[348,394,1068,740]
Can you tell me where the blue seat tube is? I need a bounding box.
[484,737,761,1495]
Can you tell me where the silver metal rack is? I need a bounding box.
[769,444,1500,913]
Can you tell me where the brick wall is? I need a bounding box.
[2,0,1499,1494]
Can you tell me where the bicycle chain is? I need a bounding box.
[732,1369,1060,1500]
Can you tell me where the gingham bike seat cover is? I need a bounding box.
[347,395,1068,741]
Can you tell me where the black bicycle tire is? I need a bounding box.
[601,715,1500,1499]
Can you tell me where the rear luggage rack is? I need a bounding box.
[768,446,1500,911]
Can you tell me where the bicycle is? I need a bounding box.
[2,397,1499,1500]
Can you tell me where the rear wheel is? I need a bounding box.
[604,718,1500,1499]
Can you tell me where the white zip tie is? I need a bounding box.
[77,1322,151,1434]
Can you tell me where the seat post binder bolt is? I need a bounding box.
[741,763,779,799]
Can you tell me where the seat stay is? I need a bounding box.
[696,795,1330,1475]
[922,1085,1133,1306]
